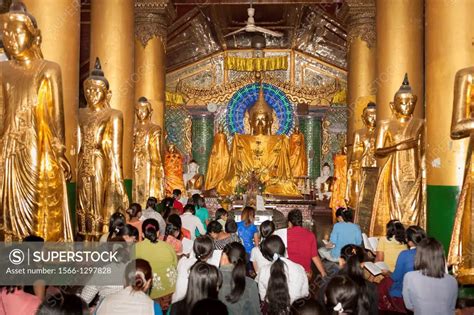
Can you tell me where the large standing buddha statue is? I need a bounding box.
[77,58,129,240]
[217,84,300,197]
[448,66,474,284]
[0,2,73,241]
[370,74,426,236]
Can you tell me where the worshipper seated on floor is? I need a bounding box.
[236,207,260,261]
[250,220,275,274]
[290,298,326,315]
[286,209,327,278]
[142,197,167,236]
[95,259,163,315]
[403,237,458,315]
[172,189,185,214]
[37,292,89,315]
[192,194,210,237]
[126,203,144,241]
[159,214,184,256]
[256,235,309,314]
[319,208,362,263]
[378,225,426,313]
[169,261,223,315]
[0,286,41,315]
[324,275,359,315]
[99,212,126,243]
[172,236,215,303]
[375,220,407,271]
[191,298,229,315]
[136,219,178,311]
[207,220,241,250]
[215,208,229,230]
[218,242,261,315]
[180,204,206,240]
[224,219,241,243]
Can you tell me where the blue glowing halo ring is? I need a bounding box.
[226,83,294,135]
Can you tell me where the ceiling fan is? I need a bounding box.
[224,3,284,38]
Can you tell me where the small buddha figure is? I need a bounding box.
[184,160,204,196]
[132,96,165,206]
[205,124,230,191]
[0,2,73,241]
[370,74,425,236]
[164,143,186,196]
[346,103,377,209]
[289,125,308,178]
[316,163,333,200]
[248,85,273,135]
[77,58,129,240]
[330,141,348,222]
[448,66,474,284]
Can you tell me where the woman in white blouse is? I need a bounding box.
[256,235,309,314]
[250,220,274,274]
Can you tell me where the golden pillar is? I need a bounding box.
[375,0,424,121]
[425,0,473,250]
[23,0,81,180]
[90,0,135,180]
[344,0,376,143]
[135,1,175,131]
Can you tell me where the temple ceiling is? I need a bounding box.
[168,0,347,71]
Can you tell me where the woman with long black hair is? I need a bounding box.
[256,235,309,315]
[219,242,261,315]
[169,261,223,315]
[250,220,275,273]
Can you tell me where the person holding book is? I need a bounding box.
[378,225,426,313]
[375,220,407,271]
[319,208,362,262]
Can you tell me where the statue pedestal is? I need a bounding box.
[355,167,379,234]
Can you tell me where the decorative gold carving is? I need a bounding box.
[178,72,341,107]
[135,0,175,47]
[342,0,376,49]
[184,115,192,156]
[322,118,331,159]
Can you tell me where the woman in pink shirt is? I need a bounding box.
[0,287,41,315]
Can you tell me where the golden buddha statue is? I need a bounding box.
[184,160,204,195]
[346,103,377,209]
[77,58,129,240]
[217,84,300,197]
[205,124,230,191]
[132,96,165,205]
[164,143,186,196]
[289,125,308,178]
[370,74,426,236]
[0,2,73,241]
[448,66,474,284]
[330,141,348,222]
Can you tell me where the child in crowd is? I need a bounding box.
[215,208,228,229]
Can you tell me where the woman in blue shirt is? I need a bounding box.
[378,225,426,313]
[192,194,209,236]
[237,207,260,256]
[319,208,362,262]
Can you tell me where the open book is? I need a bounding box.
[207,250,223,268]
[364,261,390,276]
[182,238,194,255]
[362,233,378,252]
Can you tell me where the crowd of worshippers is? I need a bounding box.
[0,190,470,315]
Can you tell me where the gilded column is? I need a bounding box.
[426,0,473,250]
[376,0,424,121]
[90,0,135,193]
[343,0,376,144]
[135,0,175,131]
[23,0,81,213]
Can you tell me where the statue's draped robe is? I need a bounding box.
[205,132,230,190]
[217,134,300,197]
[289,132,308,177]
[133,123,164,206]
[164,151,186,196]
[370,118,426,236]
[77,107,129,238]
[0,60,73,241]
[448,134,474,284]
[330,154,347,221]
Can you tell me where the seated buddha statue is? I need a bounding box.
[164,143,186,196]
[216,84,300,197]
[184,160,204,196]
[316,163,333,201]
